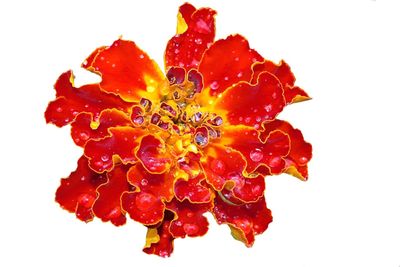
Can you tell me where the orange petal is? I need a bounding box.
[45,71,131,127]
[84,126,146,173]
[121,163,175,225]
[213,194,272,246]
[55,156,107,222]
[251,60,310,104]
[260,120,312,180]
[92,164,131,226]
[136,135,172,174]
[143,211,175,257]
[219,125,290,174]
[166,198,211,238]
[165,3,216,70]
[198,35,263,97]
[213,72,285,127]
[83,39,166,102]
[71,109,131,147]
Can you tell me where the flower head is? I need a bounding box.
[45,3,312,257]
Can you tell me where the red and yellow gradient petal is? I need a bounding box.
[218,125,290,175]
[45,71,131,127]
[166,199,211,238]
[143,211,175,257]
[136,135,172,174]
[212,195,272,246]
[92,164,130,226]
[174,172,213,203]
[55,156,107,222]
[165,3,216,71]
[121,164,175,225]
[198,34,263,97]
[83,39,166,102]
[260,120,312,180]
[70,109,131,147]
[84,126,146,173]
[251,60,310,104]
[213,72,285,127]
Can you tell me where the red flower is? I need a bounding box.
[45,3,312,257]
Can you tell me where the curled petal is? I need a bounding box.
[45,71,131,127]
[71,109,131,147]
[198,34,263,97]
[83,39,166,102]
[251,60,310,104]
[165,3,216,70]
[201,144,265,202]
[212,195,272,246]
[136,135,172,174]
[166,199,211,238]
[92,164,130,226]
[55,156,107,222]
[84,126,146,173]
[121,163,175,225]
[143,211,175,257]
[260,120,312,180]
[174,172,212,203]
[213,72,285,127]
[219,125,290,174]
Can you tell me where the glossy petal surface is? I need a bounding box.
[143,211,175,257]
[165,3,216,70]
[214,72,285,127]
[92,164,130,226]
[70,109,131,147]
[261,120,312,180]
[219,126,290,174]
[213,195,272,246]
[136,135,172,174]
[198,35,263,96]
[84,126,145,172]
[55,157,107,222]
[45,71,130,127]
[167,199,211,238]
[83,39,165,102]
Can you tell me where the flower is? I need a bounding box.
[45,2,312,257]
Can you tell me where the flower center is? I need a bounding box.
[130,67,223,155]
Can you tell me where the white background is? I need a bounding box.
[0,0,399,266]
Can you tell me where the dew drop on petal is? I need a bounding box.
[210,159,226,175]
[141,178,148,186]
[210,81,219,90]
[183,223,199,235]
[56,107,63,112]
[299,156,309,164]
[250,148,263,162]
[264,104,272,113]
[101,154,110,162]
[135,192,157,212]
[194,38,203,45]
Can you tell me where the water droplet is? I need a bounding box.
[210,159,225,175]
[186,211,194,218]
[244,117,251,123]
[141,179,148,186]
[194,132,208,147]
[299,156,308,164]
[111,63,116,68]
[239,116,243,122]
[194,38,203,45]
[234,57,240,62]
[272,92,277,99]
[210,81,219,90]
[224,76,229,81]
[174,48,180,54]
[250,149,264,162]
[237,71,243,78]
[228,172,244,188]
[139,54,145,59]
[252,185,262,195]
[233,218,252,234]
[268,157,282,168]
[135,192,157,211]
[101,154,110,162]
[183,223,199,235]
[79,131,89,140]
[255,116,262,122]
[264,104,272,113]
[133,116,144,125]
[56,107,63,112]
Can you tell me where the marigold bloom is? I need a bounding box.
[45,2,312,257]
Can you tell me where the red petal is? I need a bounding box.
[55,156,107,222]
[213,194,272,246]
[219,126,290,174]
[260,120,312,180]
[165,4,216,70]
[213,72,285,127]
[136,135,172,174]
[121,164,175,225]
[143,211,175,257]
[83,39,166,102]
[70,109,131,147]
[92,164,130,226]
[201,144,265,202]
[251,60,310,104]
[45,71,131,127]
[166,199,211,238]
[174,172,212,203]
[84,126,146,173]
[198,35,263,97]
